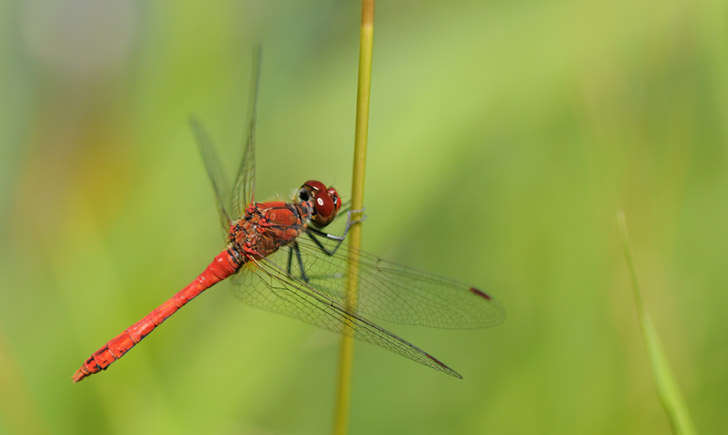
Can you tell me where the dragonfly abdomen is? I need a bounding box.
[72,250,239,382]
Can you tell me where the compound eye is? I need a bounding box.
[313,192,335,220]
[327,187,342,212]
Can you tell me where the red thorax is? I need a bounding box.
[228,200,314,263]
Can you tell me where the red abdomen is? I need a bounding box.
[73,250,239,382]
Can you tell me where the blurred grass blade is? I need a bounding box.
[617,211,697,435]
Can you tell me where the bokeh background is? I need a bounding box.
[1,0,726,434]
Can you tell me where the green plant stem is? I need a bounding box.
[617,211,697,435]
[332,2,374,435]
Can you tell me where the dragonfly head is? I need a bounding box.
[297,180,342,227]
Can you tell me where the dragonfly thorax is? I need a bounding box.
[227,201,313,264]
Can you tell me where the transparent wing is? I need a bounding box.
[292,235,506,329]
[189,117,232,236]
[231,46,262,218]
[231,253,463,378]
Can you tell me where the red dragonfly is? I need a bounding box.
[73,52,504,383]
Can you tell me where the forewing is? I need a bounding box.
[230,249,462,378]
[231,46,262,218]
[294,236,505,329]
[189,117,232,236]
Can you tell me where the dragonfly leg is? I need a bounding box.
[339,208,366,236]
[306,208,365,256]
[293,242,309,282]
[286,243,310,282]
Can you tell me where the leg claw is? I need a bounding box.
[346,207,367,228]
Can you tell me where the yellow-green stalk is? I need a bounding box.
[332,1,374,434]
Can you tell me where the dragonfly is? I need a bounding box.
[72,49,504,383]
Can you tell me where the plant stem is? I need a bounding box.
[617,211,697,435]
[332,1,374,434]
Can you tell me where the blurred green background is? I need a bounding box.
[1,0,726,434]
